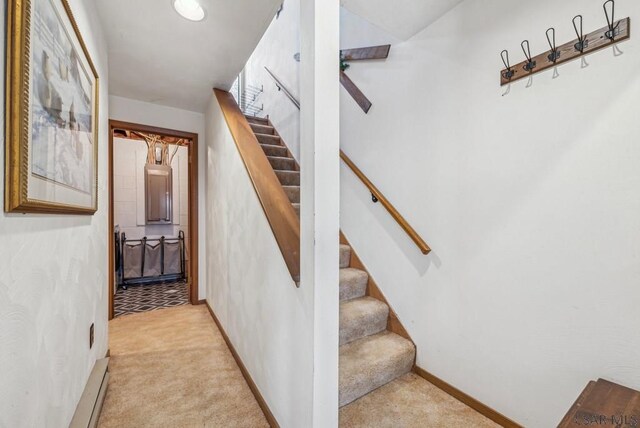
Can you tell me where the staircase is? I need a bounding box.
[245,115,300,216]
[337,245,416,406]
[245,115,416,407]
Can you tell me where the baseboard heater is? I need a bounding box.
[69,358,109,428]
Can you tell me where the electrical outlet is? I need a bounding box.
[89,323,94,349]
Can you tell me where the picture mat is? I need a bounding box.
[26,0,97,208]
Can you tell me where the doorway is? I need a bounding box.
[108,120,199,319]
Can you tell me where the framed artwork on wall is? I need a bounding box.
[5,0,99,214]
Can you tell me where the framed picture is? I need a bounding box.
[5,0,99,214]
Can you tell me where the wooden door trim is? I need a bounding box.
[108,120,199,320]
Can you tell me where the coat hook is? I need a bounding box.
[546,28,560,63]
[500,50,514,80]
[603,0,620,40]
[521,40,536,72]
[573,15,588,52]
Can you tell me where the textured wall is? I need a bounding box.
[340,1,640,426]
[204,94,315,428]
[0,0,110,426]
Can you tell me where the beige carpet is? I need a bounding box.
[339,373,500,428]
[98,305,268,428]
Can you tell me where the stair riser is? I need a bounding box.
[340,270,368,301]
[256,133,281,145]
[245,116,269,125]
[340,285,367,301]
[275,171,300,186]
[283,186,300,204]
[340,303,389,346]
[339,339,415,407]
[268,157,297,171]
[340,245,351,268]
[251,123,275,135]
[260,144,288,158]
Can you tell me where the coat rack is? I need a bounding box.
[500,0,630,86]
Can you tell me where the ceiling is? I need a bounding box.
[340,0,464,41]
[97,0,281,112]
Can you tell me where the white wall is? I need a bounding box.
[340,8,399,54]
[113,138,189,241]
[243,0,301,160]
[204,95,314,427]
[340,1,640,426]
[0,0,110,426]
[109,96,206,299]
[340,0,463,41]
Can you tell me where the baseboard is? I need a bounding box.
[413,366,522,428]
[197,299,206,305]
[69,358,110,428]
[204,301,280,428]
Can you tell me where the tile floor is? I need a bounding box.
[114,281,189,317]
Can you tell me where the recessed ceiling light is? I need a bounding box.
[173,0,206,22]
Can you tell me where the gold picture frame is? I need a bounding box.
[5,0,99,214]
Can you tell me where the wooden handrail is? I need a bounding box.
[249,67,430,256]
[340,150,431,255]
[214,89,301,284]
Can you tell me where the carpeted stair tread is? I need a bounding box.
[282,186,300,204]
[339,331,415,407]
[292,203,300,217]
[268,156,296,171]
[340,244,351,268]
[340,268,368,301]
[245,115,269,125]
[250,123,275,135]
[340,297,389,346]
[260,144,288,158]
[255,133,281,145]
[275,171,300,186]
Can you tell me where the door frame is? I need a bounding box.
[108,120,200,320]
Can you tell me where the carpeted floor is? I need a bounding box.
[339,372,500,427]
[114,281,190,317]
[98,305,268,428]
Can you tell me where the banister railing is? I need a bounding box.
[214,88,301,285]
[264,66,300,109]
[340,151,431,255]
[264,68,431,255]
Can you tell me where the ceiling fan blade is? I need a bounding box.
[340,71,372,114]
[340,45,391,61]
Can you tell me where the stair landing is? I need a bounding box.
[339,372,500,427]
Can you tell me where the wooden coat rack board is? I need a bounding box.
[500,17,630,86]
